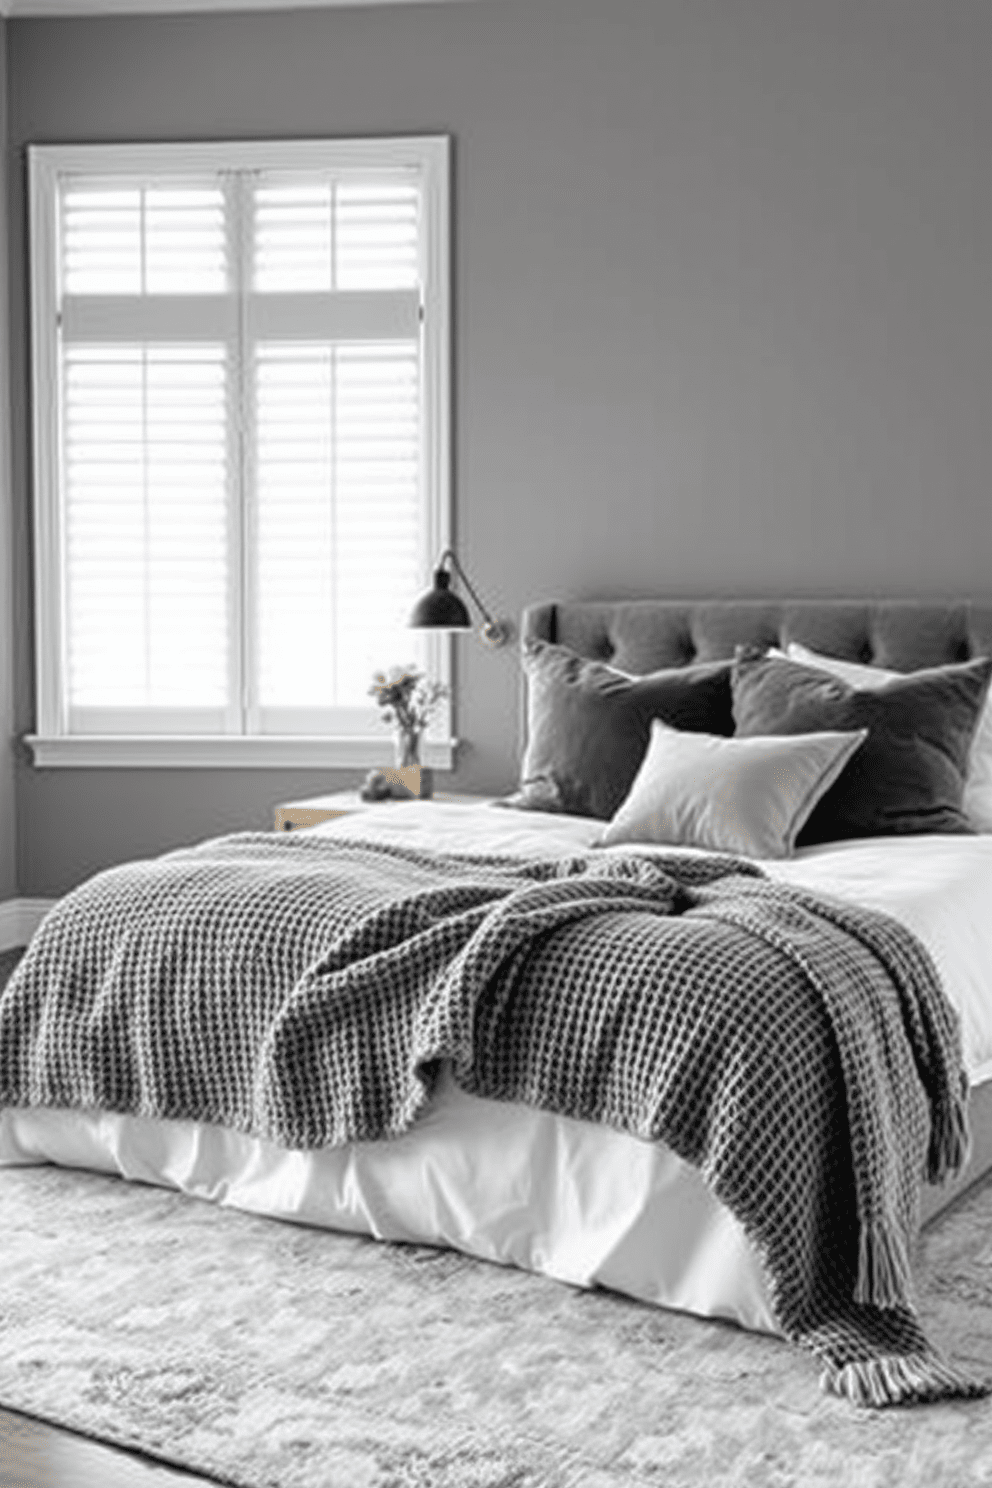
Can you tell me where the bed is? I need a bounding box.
[3,596,992,1409]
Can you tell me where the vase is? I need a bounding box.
[394,729,422,769]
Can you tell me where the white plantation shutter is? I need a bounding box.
[29,139,450,762]
[254,341,420,725]
[248,167,425,732]
[62,182,227,296]
[57,173,235,734]
[253,178,419,292]
[64,344,230,730]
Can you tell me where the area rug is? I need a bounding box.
[1,1165,991,1488]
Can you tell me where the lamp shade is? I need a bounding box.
[408,569,472,631]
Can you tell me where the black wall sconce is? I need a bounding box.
[408,549,510,648]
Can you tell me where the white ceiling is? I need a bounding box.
[0,0,471,16]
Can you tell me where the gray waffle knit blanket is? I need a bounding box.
[0,832,984,1407]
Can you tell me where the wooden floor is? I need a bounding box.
[0,1405,228,1488]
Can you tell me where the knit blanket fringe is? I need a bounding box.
[928,1077,972,1183]
[855,1220,914,1311]
[823,1352,990,1408]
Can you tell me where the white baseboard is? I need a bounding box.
[0,898,58,951]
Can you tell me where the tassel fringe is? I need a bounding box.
[927,1085,971,1184]
[823,1352,990,1408]
[855,1220,913,1309]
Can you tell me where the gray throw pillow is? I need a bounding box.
[732,648,992,844]
[501,640,735,820]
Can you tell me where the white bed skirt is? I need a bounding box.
[0,1067,779,1337]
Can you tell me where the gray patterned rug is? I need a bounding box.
[0,1161,991,1488]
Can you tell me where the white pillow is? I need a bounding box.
[786,641,992,833]
[599,718,867,859]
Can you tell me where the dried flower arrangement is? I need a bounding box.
[369,666,448,767]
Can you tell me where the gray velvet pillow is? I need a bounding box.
[732,648,992,844]
[502,640,735,820]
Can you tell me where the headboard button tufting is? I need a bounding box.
[524,599,992,682]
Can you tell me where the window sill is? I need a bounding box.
[24,735,459,771]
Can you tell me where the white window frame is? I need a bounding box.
[25,136,454,769]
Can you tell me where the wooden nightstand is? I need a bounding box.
[274,790,489,832]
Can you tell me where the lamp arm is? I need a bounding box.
[436,548,498,629]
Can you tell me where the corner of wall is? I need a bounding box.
[0,15,19,902]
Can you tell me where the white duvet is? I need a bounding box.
[3,800,992,1338]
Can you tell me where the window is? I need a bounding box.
[27,137,451,767]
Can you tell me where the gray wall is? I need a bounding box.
[6,0,992,896]
[0,18,17,905]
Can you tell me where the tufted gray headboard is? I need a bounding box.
[521,599,992,676]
